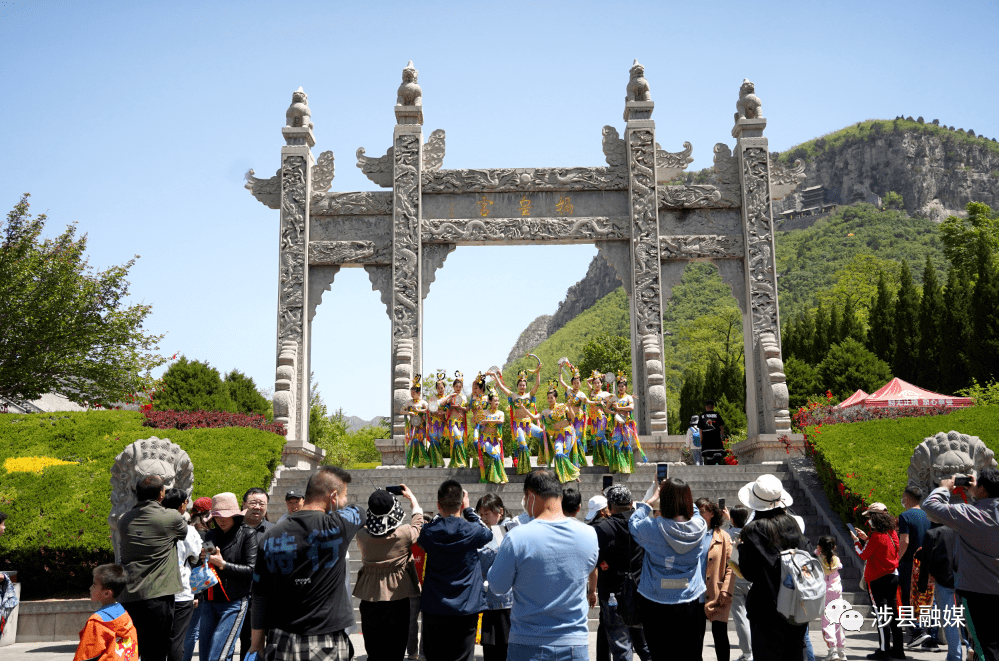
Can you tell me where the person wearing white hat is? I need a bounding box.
[734,475,812,661]
[849,502,904,659]
[585,495,610,523]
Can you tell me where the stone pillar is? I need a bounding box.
[390,77,424,441]
[624,87,668,435]
[275,102,315,445]
[734,112,785,437]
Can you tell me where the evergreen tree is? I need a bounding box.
[939,266,973,394]
[970,240,999,384]
[828,304,842,346]
[812,302,829,364]
[797,309,816,364]
[154,356,235,412]
[841,297,863,344]
[678,368,704,431]
[781,319,797,361]
[784,356,822,411]
[703,355,722,402]
[819,339,893,402]
[892,261,921,382]
[868,272,894,364]
[224,369,270,417]
[916,256,945,391]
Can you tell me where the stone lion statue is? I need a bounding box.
[396,60,422,107]
[734,78,762,123]
[108,436,194,561]
[626,59,651,103]
[907,431,997,501]
[286,86,313,130]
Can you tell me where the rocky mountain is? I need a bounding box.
[344,414,387,432]
[774,119,999,221]
[503,255,624,366]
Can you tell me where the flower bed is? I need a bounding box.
[797,402,999,525]
[142,408,285,435]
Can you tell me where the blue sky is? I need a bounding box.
[2,0,996,419]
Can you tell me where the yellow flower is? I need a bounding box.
[4,456,76,473]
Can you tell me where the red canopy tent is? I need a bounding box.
[858,378,973,409]
[837,389,869,408]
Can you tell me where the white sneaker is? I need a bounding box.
[825,651,839,661]
[837,647,848,660]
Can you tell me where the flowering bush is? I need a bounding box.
[4,456,77,473]
[792,390,950,431]
[142,409,285,435]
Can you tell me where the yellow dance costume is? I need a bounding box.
[509,393,544,475]
[479,410,508,484]
[565,388,589,467]
[586,391,612,467]
[446,392,469,468]
[403,398,430,468]
[608,394,647,474]
[541,403,581,484]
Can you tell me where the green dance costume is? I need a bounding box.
[403,399,430,468]
[479,412,508,484]
[509,393,542,475]
[541,403,581,484]
[445,392,469,468]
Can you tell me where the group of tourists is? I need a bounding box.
[400,361,647,484]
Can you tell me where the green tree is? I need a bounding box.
[828,304,842,346]
[815,254,903,329]
[578,333,632,384]
[714,394,747,440]
[784,356,822,411]
[940,202,999,277]
[883,191,905,210]
[916,256,945,391]
[939,267,973,394]
[679,368,704,431]
[970,244,999,384]
[840,297,863,344]
[154,356,235,412]
[0,194,165,406]
[891,261,920,382]
[812,302,829,364]
[868,272,894,364]
[224,370,270,416]
[309,383,351,466]
[818,339,893,401]
[795,310,816,364]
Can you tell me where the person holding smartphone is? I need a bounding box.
[849,503,903,660]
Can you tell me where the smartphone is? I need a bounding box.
[602,475,613,491]
[656,463,669,483]
[718,497,726,510]
[955,476,972,487]
[386,485,404,496]
[846,523,857,537]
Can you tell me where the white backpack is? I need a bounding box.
[776,549,826,624]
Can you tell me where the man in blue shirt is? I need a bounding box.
[898,485,931,646]
[418,479,493,661]
[488,468,600,661]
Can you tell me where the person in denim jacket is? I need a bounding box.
[476,494,514,661]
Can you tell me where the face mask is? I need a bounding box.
[521,495,536,520]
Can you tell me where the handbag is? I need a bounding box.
[190,561,220,594]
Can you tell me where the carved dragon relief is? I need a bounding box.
[659,234,744,260]
[422,166,628,194]
[247,150,334,210]
[312,151,336,193]
[627,129,662,337]
[742,147,779,340]
[423,217,630,243]
[769,157,807,201]
[655,141,693,183]
[358,130,446,188]
[392,133,421,343]
[279,155,308,436]
[311,191,394,216]
[308,240,391,266]
[712,143,742,206]
[657,185,724,209]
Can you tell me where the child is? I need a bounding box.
[685,415,703,465]
[75,564,138,661]
[728,506,753,661]
[817,535,846,661]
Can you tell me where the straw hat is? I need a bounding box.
[210,492,246,519]
[738,474,793,511]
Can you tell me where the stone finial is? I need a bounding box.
[623,59,653,122]
[283,86,316,147]
[734,79,763,123]
[395,61,424,125]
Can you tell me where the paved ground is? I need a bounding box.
[1,625,955,660]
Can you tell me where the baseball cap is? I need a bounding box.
[285,489,304,501]
[862,502,887,516]
[606,485,633,508]
[584,495,608,522]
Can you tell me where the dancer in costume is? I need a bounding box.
[603,371,648,474]
[467,372,489,473]
[490,365,544,475]
[540,381,581,484]
[425,372,447,467]
[585,370,612,467]
[558,361,590,468]
[479,389,508,484]
[400,375,430,468]
[445,371,469,468]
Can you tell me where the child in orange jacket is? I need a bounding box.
[74,564,138,661]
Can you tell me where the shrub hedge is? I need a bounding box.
[805,405,999,526]
[0,410,284,599]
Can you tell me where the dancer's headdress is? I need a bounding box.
[547,379,560,397]
[453,370,464,383]
[591,369,602,380]
[411,373,422,390]
[486,385,498,398]
[616,369,627,384]
[474,371,486,389]
[516,369,528,383]
[569,364,581,379]
[436,370,446,384]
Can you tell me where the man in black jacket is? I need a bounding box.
[588,485,651,661]
[915,523,962,659]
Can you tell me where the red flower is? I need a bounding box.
[837,483,846,496]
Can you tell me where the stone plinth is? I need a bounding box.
[12,598,91,643]
[281,439,325,470]
[731,433,805,464]
[376,437,407,466]
[638,434,687,463]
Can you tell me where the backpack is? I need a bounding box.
[688,427,701,448]
[776,549,826,624]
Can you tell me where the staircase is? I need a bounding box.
[267,459,867,632]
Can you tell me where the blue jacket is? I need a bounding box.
[418,509,493,615]
[478,526,514,610]
[629,502,710,604]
